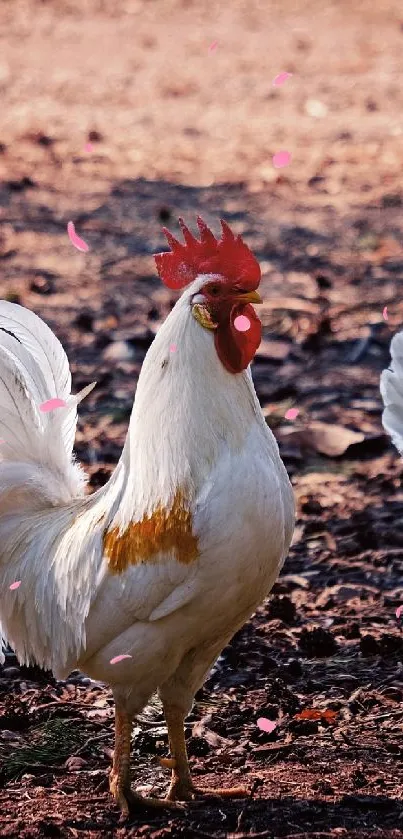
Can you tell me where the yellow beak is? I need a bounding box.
[236,290,263,304]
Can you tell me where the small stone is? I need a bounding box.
[65,756,87,771]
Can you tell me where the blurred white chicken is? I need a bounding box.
[381,330,403,454]
[0,217,294,815]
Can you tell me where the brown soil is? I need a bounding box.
[1,1,403,837]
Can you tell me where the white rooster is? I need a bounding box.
[0,217,294,815]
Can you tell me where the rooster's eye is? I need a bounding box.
[209,286,220,296]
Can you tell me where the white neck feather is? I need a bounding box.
[105,280,268,529]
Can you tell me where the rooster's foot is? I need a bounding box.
[166,779,248,802]
[110,773,184,816]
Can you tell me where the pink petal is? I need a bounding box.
[272,72,293,87]
[169,343,177,353]
[109,654,132,665]
[285,407,299,420]
[382,306,388,321]
[9,581,21,591]
[67,221,89,253]
[209,40,218,52]
[257,717,277,733]
[39,398,67,413]
[272,151,292,169]
[396,604,403,620]
[234,315,251,332]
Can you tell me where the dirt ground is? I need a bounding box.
[1,0,403,836]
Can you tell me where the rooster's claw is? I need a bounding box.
[110,780,185,816]
[166,781,248,802]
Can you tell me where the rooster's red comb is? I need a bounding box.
[154,216,261,290]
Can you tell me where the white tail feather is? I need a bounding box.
[381,330,403,454]
[0,301,71,394]
[0,304,97,665]
[0,302,94,507]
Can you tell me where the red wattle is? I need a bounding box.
[214,303,261,374]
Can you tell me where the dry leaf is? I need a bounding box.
[294,709,338,723]
[309,422,364,456]
[192,718,233,748]
[278,422,364,457]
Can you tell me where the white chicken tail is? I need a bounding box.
[0,302,95,511]
[380,330,403,455]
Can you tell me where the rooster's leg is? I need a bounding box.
[109,707,133,813]
[163,704,193,800]
[110,707,180,815]
[164,704,247,802]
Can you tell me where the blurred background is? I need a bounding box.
[1,3,403,834]
[0,0,402,485]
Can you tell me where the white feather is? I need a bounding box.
[0,301,71,397]
[381,330,403,454]
[0,303,95,506]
